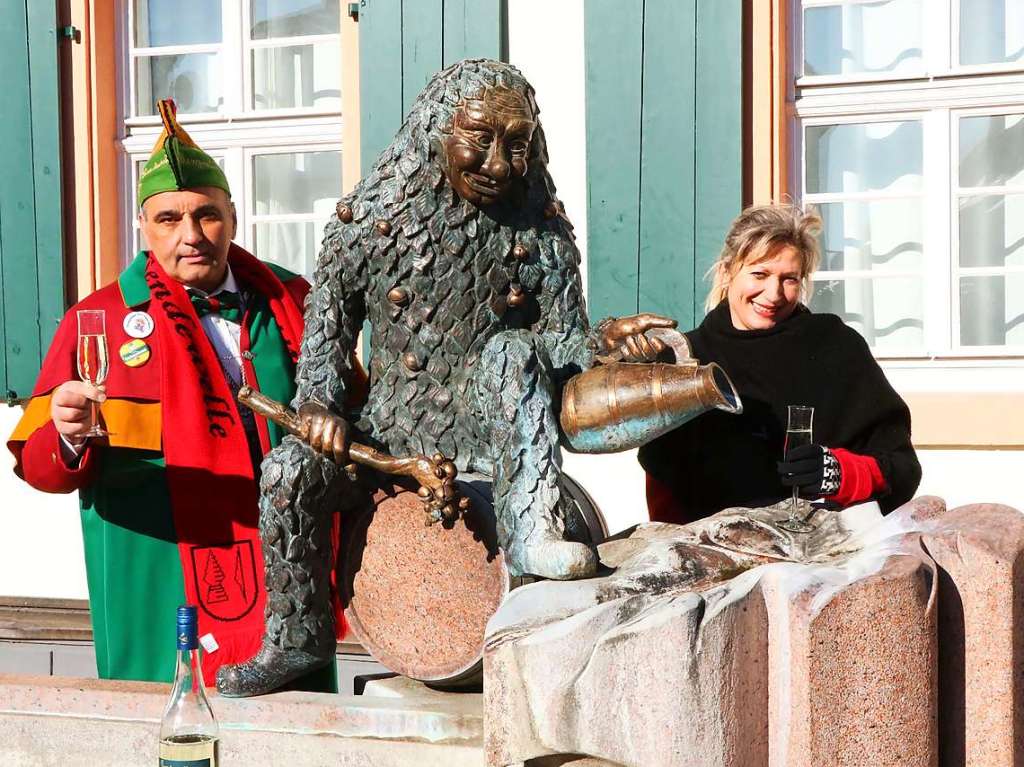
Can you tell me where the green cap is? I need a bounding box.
[137,99,231,205]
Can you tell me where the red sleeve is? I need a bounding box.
[14,420,99,494]
[284,275,311,309]
[824,447,887,508]
[646,474,705,526]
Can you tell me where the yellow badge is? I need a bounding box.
[119,338,151,368]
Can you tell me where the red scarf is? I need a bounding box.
[145,247,304,683]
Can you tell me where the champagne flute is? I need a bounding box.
[76,310,109,437]
[778,405,814,533]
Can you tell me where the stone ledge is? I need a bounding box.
[0,674,484,767]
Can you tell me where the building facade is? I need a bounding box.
[1,0,1021,601]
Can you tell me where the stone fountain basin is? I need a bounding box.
[484,496,1022,767]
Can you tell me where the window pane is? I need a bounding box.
[135,53,222,115]
[251,0,341,40]
[959,114,1024,188]
[960,274,1024,346]
[252,41,341,110]
[810,277,925,351]
[806,121,923,194]
[253,151,341,215]
[959,194,1024,268]
[818,199,923,272]
[256,222,319,277]
[960,0,1024,66]
[804,0,923,77]
[134,0,223,47]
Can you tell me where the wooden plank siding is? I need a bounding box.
[0,0,65,399]
[358,0,506,176]
[358,0,405,175]
[583,0,645,322]
[585,0,742,329]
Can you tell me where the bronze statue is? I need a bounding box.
[217,59,674,696]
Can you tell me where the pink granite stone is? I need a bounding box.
[762,535,938,767]
[484,498,950,767]
[922,503,1024,767]
[485,573,768,767]
[341,483,509,683]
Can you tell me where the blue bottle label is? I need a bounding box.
[159,759,211,767]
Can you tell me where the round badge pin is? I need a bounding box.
[123,311,154,339]
[119,339,151,368]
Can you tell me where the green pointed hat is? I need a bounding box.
[137,99,231,204]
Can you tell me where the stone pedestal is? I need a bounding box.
[923,503,1024,767]
[763,539,937,767]
[484,497,958,767]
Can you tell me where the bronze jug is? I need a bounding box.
[560,328,742,454]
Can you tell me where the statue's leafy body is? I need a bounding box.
[217,59,669,697]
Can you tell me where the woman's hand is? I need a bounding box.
[777,444,842,498]
[297,401,351,464]
[598,313,678,362]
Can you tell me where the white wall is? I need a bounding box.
[0,405,88,598]
[918,449,1024,511]
[508,0,588,293]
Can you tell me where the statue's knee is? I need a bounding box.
[258,436,314,496]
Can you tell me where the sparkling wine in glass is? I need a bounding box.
[76,309,109,437]
[778,405,815,534]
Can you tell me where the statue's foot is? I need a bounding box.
[216,641,332,697]
[509,537,597,580]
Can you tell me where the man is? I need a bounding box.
[7,100,361,687]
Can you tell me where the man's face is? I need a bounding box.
[442,87,536,206]
[139,187,236,292]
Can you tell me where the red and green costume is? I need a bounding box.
[8,246,356,687]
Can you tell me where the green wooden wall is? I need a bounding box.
[585,0,742,329]
[0,0,65,399]
[358,0,507,176]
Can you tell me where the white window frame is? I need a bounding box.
[117,0,345,276]
[790,0,1024,377]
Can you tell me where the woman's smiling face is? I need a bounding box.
[725,244,804,331]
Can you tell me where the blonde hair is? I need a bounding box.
[705,203,823,313]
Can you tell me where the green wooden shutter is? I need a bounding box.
[0,0,65,399]
[358,0,507,175]
[585,0,742,329]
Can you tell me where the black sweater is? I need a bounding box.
[638,301,921,516]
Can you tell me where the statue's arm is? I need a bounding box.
[293,220,368,413]
[534,236,599,380]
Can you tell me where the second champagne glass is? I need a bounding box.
[777,405,815,533]
[76,309,109,437]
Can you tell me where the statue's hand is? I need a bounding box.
[297,401,351,465]
[411,453,470,525]
[599,313,678,362]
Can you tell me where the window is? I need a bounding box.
[121,0,343,278]
[792,0,1024,356]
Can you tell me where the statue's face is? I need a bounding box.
[443,87,536,206]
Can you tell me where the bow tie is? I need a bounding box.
[190,291,242,322]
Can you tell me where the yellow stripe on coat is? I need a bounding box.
[9,396,162,452]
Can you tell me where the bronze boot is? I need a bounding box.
[217,438,340,696]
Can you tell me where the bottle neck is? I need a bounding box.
[171,644,208,696]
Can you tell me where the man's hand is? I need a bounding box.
[297,401,351,464]
[599,313,678,362]
[50,381,106,446]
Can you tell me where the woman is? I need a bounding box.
[638,203,921,524]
